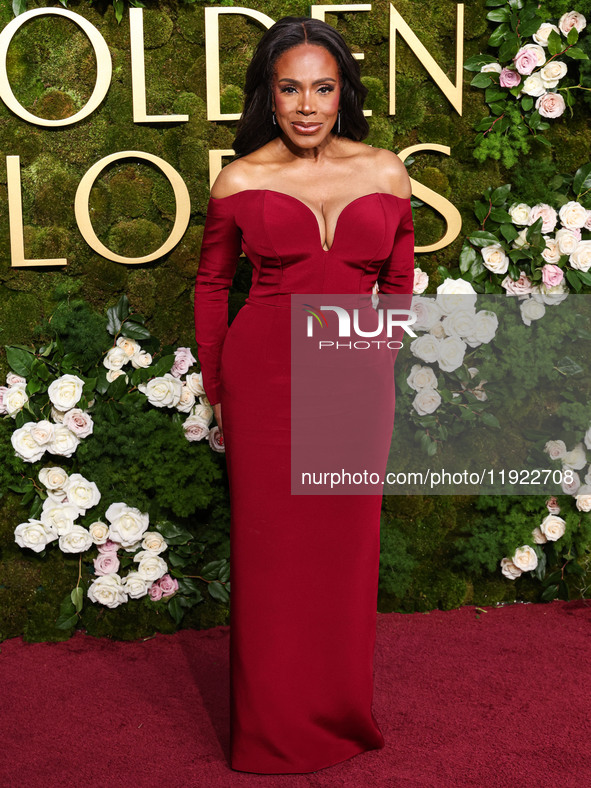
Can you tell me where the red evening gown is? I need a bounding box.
[194,188,414,774]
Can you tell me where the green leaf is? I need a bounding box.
[489,207,513,223]
[490,183,511,205]
[547,29,563,57]
[486,7,510,22]
[521,96,534,112]
[573,162,591,197]
[459,244,477,274]
[525,216,543,242]
[468,230,500,247]
[488,23,509,47]
[484,86,507,104]
[167,595,185,625]
[498,36,520,62]
[566,269,582,292]
[12,0,27,15]
[155,520,193,545]
[55,612,78,630]
[564,47,588,60]
[149,353,175,378]
[120,321,151,340]
[71,586,84,613]
[474,201,490,224]
[471,72,495,89]
[208,581,230,603]
[480,411,501,428]
[519,16,544,37]
[464,54,498,72]
[500,223,518,242]
[567,26,579,45]
[6,346,35,376]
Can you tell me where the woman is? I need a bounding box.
[194,16,415,774]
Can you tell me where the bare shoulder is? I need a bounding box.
[371,147,412,199]
[209,158,252,199]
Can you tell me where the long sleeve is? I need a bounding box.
[377,197,415,362]
[194,197,242,406]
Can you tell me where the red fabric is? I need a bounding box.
[1,602,591,786]
[194,189,414,773]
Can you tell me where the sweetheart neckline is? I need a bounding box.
[209,188,410,254]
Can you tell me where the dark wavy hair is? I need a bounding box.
[232,16,369,159]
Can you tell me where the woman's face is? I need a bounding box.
[271,43,341,148]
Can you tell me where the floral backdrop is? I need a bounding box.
[1,0,590,643]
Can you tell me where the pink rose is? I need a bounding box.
[149,583,164,600]
[98,538,119,554]
[558,11,587,37]
[584,210,591,231]
[513,47,539,75]
[208,425,226,453]
[546,496,561,515]
[170,347,197,378]
[535,92,565,118]
[62,408,94,438]
[94,551,120,576]
[501,270,533,296]
[159,574,179,597]
[569,227,582,241]
[541,264,563,287]
[529,204,557,234]
[499,67,521,88]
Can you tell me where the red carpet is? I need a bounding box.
[1,600,590,787]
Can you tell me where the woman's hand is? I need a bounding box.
[213,402,223,442]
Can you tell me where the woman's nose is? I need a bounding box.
[298,90,316,114]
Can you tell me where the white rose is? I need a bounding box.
[89,521,110,544]
[136,553,168,582]
[64,473,101,513]
[441,307,476,339]
[436,277,477,305]
[539,514,566,541]
[47,424,81,458]
[480,62,502,73]
[87,573,128,608]
[410,334,440,363]
[141,531,168,554]
[5,382,28,417]
[39,465,69,490]
[6,372,26,386]
[545,439,567,460]
[437,336,466,372]
[585,426,591,451]
[411,296,443,330]
[536,92,566,119]
[540,61,568,87]
[138,373,183,408]
[105,502,150,547]
[412,387,441,416]
[512,545,538,572]
[176,385,196,414]
[30,420,55,445]
[522,72,546,97]
[559,200,588,230]
[11,423,46,463]
[532,527,547,544]
[191,403,213,425]
[123,571,150,599]
[533,22,561,46]
[481,244,509,274]
[413,268,429,294]
[558,11,587,37]
[500,557,522,579]
[509,203,532,225]
[407,364,438,391]
[569,240,591,273]
[59,525,94,553]
[41,499,80,536]
[463,310,498,347]
[122,539,143,553]
[130,350,152,369]
[51,405,67,423]
[520,297,545,326]
[185,372,205,397]
[534,280,569,305]
[574,486,591,512]
[541,236,561,264]
[529,204,558,234]
[555,228,579,256]
[183,415,211,442]
[562,442,587,471]
[522,42,546,66]
[429,322,446,339]
[116,336,142,357]
[47,374,85,410]
[15,519,57,552]
[103,346,128,371]
[62,408,94,438]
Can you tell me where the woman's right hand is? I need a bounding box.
[213,402,223,442]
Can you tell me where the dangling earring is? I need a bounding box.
[337,109,341,134]
[272,111,277,125]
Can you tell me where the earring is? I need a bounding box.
[337,109,341,134]
[272,111,277,125]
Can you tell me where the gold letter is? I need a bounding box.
[7,156,67,267]
[389,3,463,116]
[75,151,191,265]
[209,149,236,189]
[130,8,188,123]
[0,8,111,127]
[397,143,462,252]
[310,4,372,116]
[205,7,275,121]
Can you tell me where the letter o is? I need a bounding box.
[75,151,191,265]
[0,8,112,127]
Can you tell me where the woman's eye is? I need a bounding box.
[279,87,297,93]
[318,86,334,93]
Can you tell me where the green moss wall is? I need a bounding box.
[1,0,590,641]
